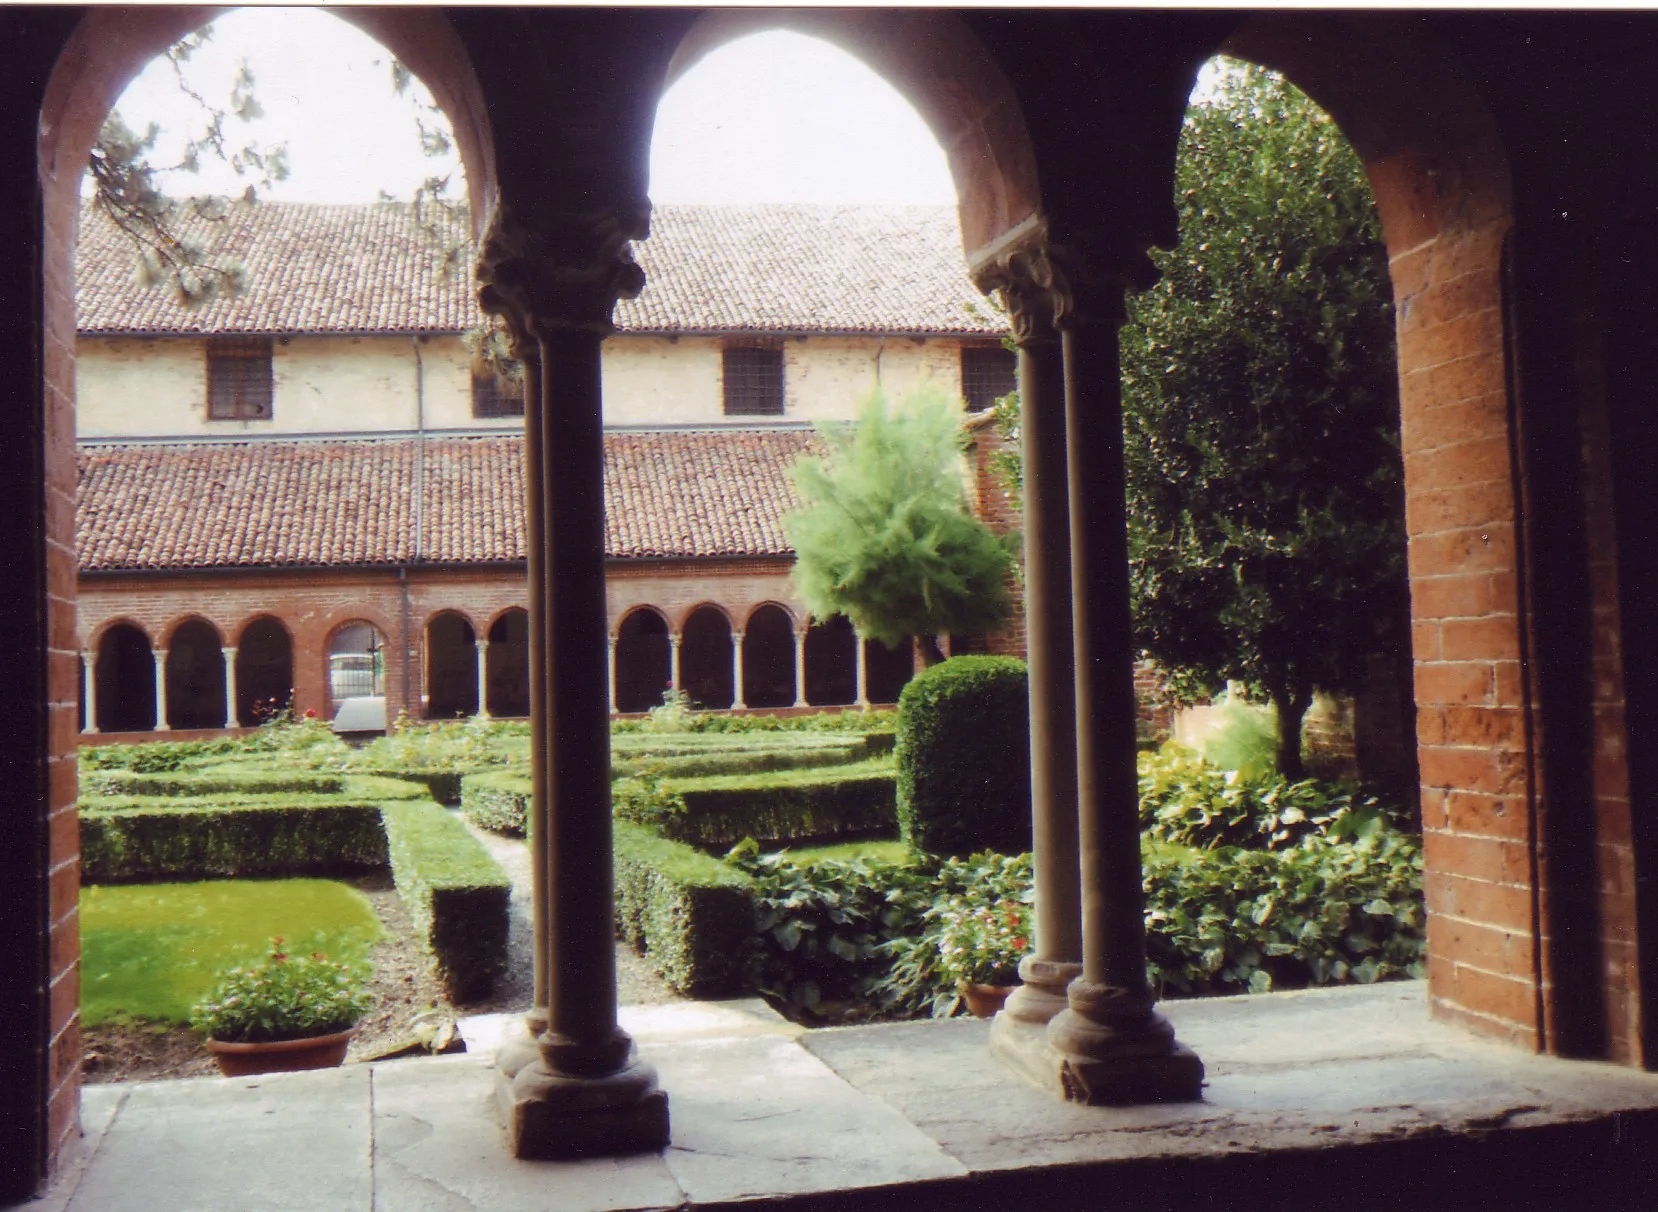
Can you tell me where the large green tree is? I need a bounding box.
[785,388,1015,666]
[1121,60,1407,777]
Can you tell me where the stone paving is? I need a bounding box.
[33,983,1658,1212]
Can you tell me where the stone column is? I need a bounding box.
[793,626,809,707]
[81,651,97,734]
[976,252,1083,1063]
[669,632,683,699]
[478,203,667,1158]
[152,649,170,732]
[222,646,238,729]
[475,638,490,718]
[731,630,746,710]
[854,633,870,709]
[606,634,618,715]
[1046,247,1201,1105]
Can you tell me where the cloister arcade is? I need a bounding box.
[75,596,916,737]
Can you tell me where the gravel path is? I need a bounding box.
[462,819,686,1011]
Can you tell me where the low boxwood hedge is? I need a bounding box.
[380,800,512,1003]
[354,768,466,806]
[461,770,531,837]
[654,758,897,851]
[613,821,755,997]
[80,770,348,798]
[81,801,389,883]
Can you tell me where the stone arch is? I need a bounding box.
[804,614,858,707]
[425,609,479,719]
[658,9,1042,260]
[614,606,671,714]
[326,619,388,711]
[486,607,530,718]
[680,604,734,710]
[165,616,227,730]
[743,602,799,710]
[236,615,294,726]
[94,621,155,733]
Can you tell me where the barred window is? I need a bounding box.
[722,346,785,416]
[960,344,1017,413]
[206,337,274,420]
[472,372,525,418]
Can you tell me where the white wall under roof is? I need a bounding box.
[76,331,983,437]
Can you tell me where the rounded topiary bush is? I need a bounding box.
[896,655,1030,856]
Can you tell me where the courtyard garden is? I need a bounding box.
[77,653,1425,1081]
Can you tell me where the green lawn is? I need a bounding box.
[80,879,384,1027]
[782,840,915,865]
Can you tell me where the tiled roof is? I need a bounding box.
[76,430,815,572]
[76,201,1005,338]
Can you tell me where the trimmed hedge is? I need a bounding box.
[896,656,1032,856]
[656,759,897,850]
[357,768,467,806]
[81,801,388,883]
[380,800,512,1003]
[611,740,876,781]
[461,770,531,837]
[613,821,755,997]
[80,770,347,798]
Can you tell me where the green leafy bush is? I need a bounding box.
[460,770,531,836]
[652,759,896,851]
[189,937,370,1043]
[612,822,756,996]
[896,656,1031,856]
[81,737,250,773]
[1138,744,1407,851]
[82,770,347,799]
[611,707,896,736]
[379,800,511,1003]
[610,736,876,780]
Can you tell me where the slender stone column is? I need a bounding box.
[152,649,170,732]
[606,635,618,715]
[478,203,667,1158]
[793,627,809,707]
[1045,259,1201,1105]
[854,633,870,708]
[669,632,683,698]
[976,256,1083,1054]
[82,651,98,734]
[731,630,746,710]
[222,646,238,728]
[475,638,490,718]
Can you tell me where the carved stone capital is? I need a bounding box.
[476,200,650,346]
[973,215,1156,336]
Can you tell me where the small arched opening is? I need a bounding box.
[743,604,798,709]
[426,611,479,719]
[680,606,734,709]
[165,618,227,729]
[236,616,293,726]
[486,609,530,718]
[95,623,156,733]
[804,614,857,707]
[327,620,387,712]
[614,608,672,713]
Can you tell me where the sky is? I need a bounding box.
[107,7,959,208]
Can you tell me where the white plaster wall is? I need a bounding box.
[601,336,724,425]
[76,337,207,436]
[785,336,961,423]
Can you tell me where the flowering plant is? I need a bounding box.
[930,895,1033,988]
[190,938,372,1043]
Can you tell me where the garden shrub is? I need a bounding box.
[81,770,347,798]
[81,736,249,773]
[81,801,389,883]
[461,770,532,836]
[379,799,511,1002]
[895,656,1031,856]
[356,768,467,806]
[654,759,897,850]
[610,707,897,736]
[610,738,873,780]
[612,821,755,997]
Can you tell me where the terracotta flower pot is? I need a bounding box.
[961,982,1017,1019]
[206,1028,355,1077]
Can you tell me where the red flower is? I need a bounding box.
[304,708,317,719]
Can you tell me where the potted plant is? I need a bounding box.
[190,938,372,1076]
[931,896,1033,1018]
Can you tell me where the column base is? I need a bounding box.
[497,1053,669,1159]
[493,1009,547,1080]
[1000,957,1082,1027]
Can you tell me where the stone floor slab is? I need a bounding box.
[646,1034,966,1202]
[64,1065,372,1212]
[371,1055,684,1212]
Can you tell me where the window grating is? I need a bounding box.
[472,372,525,418]
[723,346,785,416]
[207,337,274,420]
[961,344,1017,412]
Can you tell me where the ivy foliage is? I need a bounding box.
[1122,60,1408,775]
[785,388,1015,655]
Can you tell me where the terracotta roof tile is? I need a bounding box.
[76,430,815,572]
[76,201,1005,338]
